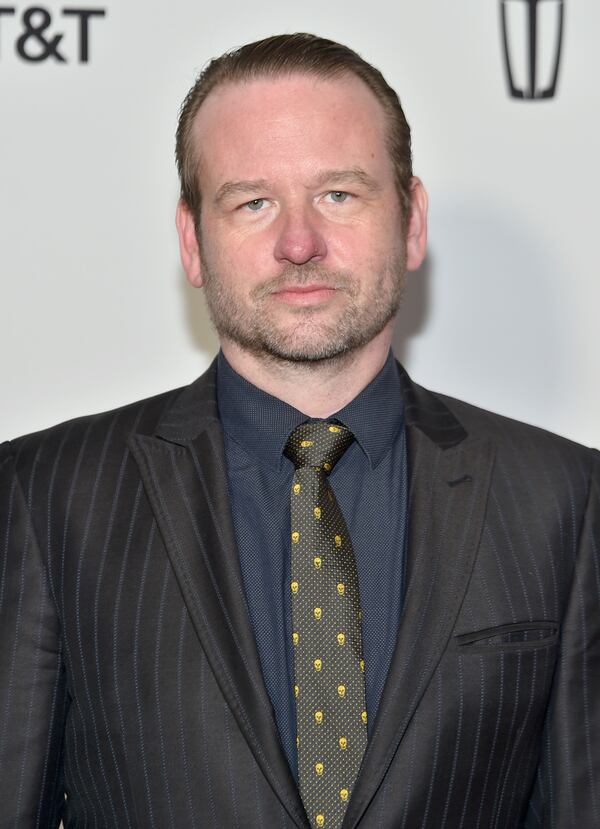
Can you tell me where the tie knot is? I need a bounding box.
[284,421,354,473]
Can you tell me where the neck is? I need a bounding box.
[220,326,394,418]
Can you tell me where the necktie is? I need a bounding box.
[285,421,368,829]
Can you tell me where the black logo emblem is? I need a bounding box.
[500,0,565,99]
[0,6,106,63]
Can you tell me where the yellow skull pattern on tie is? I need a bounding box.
[285,421,368,829]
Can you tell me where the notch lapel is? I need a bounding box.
[344,371,496,828]
[128,363,308,829]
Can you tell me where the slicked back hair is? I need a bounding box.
[175,33,413,226]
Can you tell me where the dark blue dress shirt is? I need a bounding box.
[216,349,408,780]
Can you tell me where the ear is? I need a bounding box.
[176,199,204,287]
[404,177,428,272]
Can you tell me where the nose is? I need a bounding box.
[273,206,327,265]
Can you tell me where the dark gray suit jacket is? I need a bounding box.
[1,362,598,828]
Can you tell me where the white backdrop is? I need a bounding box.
[1,0,598,446]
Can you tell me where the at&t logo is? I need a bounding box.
[0,6,106,63]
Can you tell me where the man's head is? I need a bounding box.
[175,34,427,367]
[175,33,414,227]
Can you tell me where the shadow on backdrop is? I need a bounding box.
[392,253,433,367]
[393,196,570,432]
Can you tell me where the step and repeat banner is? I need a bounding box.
[1,0,598,446]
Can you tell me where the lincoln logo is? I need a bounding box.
[500,0,565,99]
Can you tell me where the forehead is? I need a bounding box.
[192,72,391,185]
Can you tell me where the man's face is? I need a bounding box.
[177,72,426,363]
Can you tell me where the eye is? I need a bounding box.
[327,191,351,204]
[244,198,266,211]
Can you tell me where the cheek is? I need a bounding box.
[224,240,278,287]
[204,235,280,296]
[328,223,396,270]
[325,224,369,265]
[209,215,278,266]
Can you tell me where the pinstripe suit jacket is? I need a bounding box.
[1,360,598,828]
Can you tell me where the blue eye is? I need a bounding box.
[245,198,265,211]
[329,191,350,203]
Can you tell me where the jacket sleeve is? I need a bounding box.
[0,441,68,828]
[524,449,600,828]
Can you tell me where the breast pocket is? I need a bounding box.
[454,620,559,653]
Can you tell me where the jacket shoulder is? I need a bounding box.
[1,384,187,475]
[399,361,595,462]
[436,389,595,456]
[420,386,599,525]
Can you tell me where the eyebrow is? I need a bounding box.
[214,179,270,206]
[213,167,381,207]
[311,167,381,192]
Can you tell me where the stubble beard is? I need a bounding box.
[200,252,407,366]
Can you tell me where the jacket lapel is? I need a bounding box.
[344,370,496,828]
[128,362,308,829]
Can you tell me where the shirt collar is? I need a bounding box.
[216,349,404,471]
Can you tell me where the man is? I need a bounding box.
[0,32,598,829]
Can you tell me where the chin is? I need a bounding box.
[265,345,352,364]
[258,328,372,364]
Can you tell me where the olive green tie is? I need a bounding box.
[285,421,368,829]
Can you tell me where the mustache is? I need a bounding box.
[251,263,357,300]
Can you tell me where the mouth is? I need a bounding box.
[270,283,339,306]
